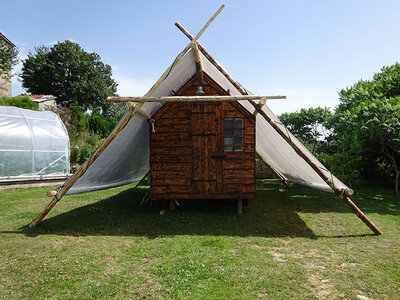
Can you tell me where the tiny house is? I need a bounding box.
[150,73,256,202]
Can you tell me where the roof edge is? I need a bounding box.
[0,32,16,47]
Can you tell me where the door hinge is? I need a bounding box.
[190,133,217,137]
[211,154,226,159]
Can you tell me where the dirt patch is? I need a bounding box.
[356,295,371,300]
[308,274,334,299]
[258,290,269,299]
[338,262,358,268]
[268,249,287,262]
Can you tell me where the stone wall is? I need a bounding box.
[0,72,12,97]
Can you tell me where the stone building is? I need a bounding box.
[0,32,16,97]
[28,95,57,110]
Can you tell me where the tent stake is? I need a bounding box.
[176,22,382,235]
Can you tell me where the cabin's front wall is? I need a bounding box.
[150,73,255,200]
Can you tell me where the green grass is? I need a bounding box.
[0,180,399,299]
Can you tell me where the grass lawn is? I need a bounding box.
[0,179,399,299]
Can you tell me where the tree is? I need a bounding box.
[21,40,117,111]
[334,63,400,198]
[279,107,332,154]
[0,38,19,79]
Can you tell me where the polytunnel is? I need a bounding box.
[0,106,70,178]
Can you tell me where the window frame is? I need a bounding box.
[223,117,244,152]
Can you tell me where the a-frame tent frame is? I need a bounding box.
[28,5,382,235]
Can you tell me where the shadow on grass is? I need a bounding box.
[258,180,400,217]
[21,182,319,239]
[19,180,398,238]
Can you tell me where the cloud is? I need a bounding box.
[112,66,154,96]
[46,38,80,47]
[11,46,29,96]
[265,88,340,115]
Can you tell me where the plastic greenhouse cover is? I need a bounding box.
[0,106,70,178]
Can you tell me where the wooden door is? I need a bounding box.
[191,102,222,196]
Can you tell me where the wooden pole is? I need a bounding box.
[28,5,227,228]
[136,108,151,119]
[108,95,286,103]
[133,170,150,188]
[238,199,243,215]
[176,22,381,234]
[191,42,204,87]
[253,99,266,116]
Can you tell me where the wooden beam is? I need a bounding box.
[253,99,266,116]
[108,95,286,103]
[136,108,151,119]
[191,42,204,86]
[192,5,225,43]
[250,101,382,235]
[238,199,243,215]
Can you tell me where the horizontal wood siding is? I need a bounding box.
[151,102,193,198]
[221,101,255,198]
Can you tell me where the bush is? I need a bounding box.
[70,147,79,166]
[78,144,94,164]
[86,134,101,148]
[71,105,89,132]
[88,110,117,137]
[318,152,366,187]
[0,95,35,109]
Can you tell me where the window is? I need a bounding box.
[223,118,243,151]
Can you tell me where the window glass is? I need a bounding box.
[223,118,233,128]
[224,129,233,136]
[223,118,244,152]
[234,129,242,136]
[234,119,243,128]
[234,137,243,145]
[224,137,233,144]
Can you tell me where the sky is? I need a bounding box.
[1,0,400,115]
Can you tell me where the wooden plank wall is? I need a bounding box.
[221,101,255,198]
[151,102,193,199]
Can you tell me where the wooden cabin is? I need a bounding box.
[150,72,256,205]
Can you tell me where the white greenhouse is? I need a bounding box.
[0,106,70,179]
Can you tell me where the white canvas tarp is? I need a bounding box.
[66,49,348,195]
